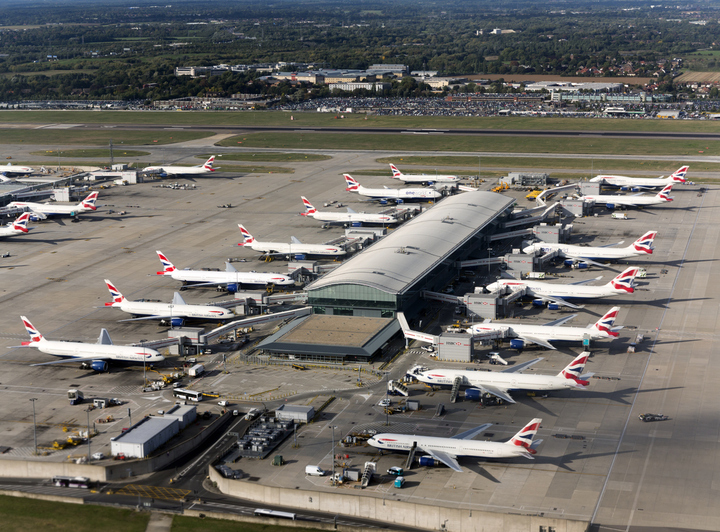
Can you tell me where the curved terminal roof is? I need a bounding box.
[306,191,514,296]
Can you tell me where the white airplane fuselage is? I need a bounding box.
[355,186,441,201]
[111,300,234,320]
[9,201,93,216]
[523,242,644,261]
[143,166,212,176]
[470,322,607,343]
[395,174,459,184]
[415,369,577,392]
[1,164,34,177]
[580,193,670,207]
[0,226,27,238]
[169,269,294,286]
[306,211,397,224]
[487,279,622,300]
[245,241,346,257]
[590,175,676,188]
[32,340,163,364]
[368,433,529,460]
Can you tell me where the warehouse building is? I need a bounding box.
[275,404,315,423]
[305,191,515,318]
[110,416,179,459]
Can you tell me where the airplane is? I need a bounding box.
[389,163,460,184]
[14,316,164,372]
[0,212,31,238]
[8,191,99,220]
[367,418,543,472]
[576,183,674,209]
[344,174,442,202]
[485,267,639,310]
[589,165,688,189]
[410,352,593,404]
[300,196,398,226]
[142,156,217,177]
[522,230,657,268]
[0,163,34,177]
[104,279,235,326]
[156,250,294,290]
[468,306,623,350]
[237,224,346,257]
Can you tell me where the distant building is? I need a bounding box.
[330,82,390,92]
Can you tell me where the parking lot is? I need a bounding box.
[0,143,716,531]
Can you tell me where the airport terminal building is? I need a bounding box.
[305,191,515,318]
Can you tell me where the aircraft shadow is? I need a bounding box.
[463,462,501,483]
[579,386,683,406]
[536,449,635,472]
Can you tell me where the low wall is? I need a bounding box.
[210,468,589,532]
[184,509,379,531]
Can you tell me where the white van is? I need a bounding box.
[305,465,325,476]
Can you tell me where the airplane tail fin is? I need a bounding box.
[301,196,317,216]
[389,164,402,179]
[203,156,216,171]
[656,183,674,202]
[237,224,255,246]
[557,352,592,387]
[671,165,688,183]
[11,212,30,233]
[104,279,125,305]
[591,307,621,337]
[156,250,176,275]
[79,191,99,211]
[607,267,638,294]
[20,316,44,344]
[507,418,542,457]
[344,174,360,191]
[629,231,657,255]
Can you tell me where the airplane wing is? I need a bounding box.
[290,236,302,245]
[570,276,603,285]
[118,315,174,322]
[476,385,515,404]
[425,450,463,472]
[565,255,610,268]
[518,335,556,350]
[452,423,494,440]
[543,315,576,327]
[346,207,357,214]
[537,296,584,310]
[31,356,112,366]
[500,357,544,373]
[600,241,625,248]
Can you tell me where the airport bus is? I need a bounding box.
[172,388,203,402]
[52,476,90,488]
[253,508,296,520]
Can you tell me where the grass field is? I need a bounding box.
[0,495,149,532]
[218,132,720,157]
[0,129,212,146]
[218,152,332,162]
[1,109,720,134]
[173,514,326,532]
[29,149,150,158]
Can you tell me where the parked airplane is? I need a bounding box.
[577,184,674,208]
[156,251,294,289]
[410,352,592,404]
[300,196,398,226]
[367,418,543,472]
[104,280,235,326]
[389,163,460,184]
[15,316,164,371]
[143,156,217,177]
[0,163,34,177]
[8,191,99,219]
[0,212,31,238]
[344,174,441,202]
[485,267,639,310]
[468,307,623,350]
[522,230,657,268]
[238,224,346,257]
[590,165,688,189]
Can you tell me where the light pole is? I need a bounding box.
[30,398,37,456]
[330,425,337,484]
[487,247,492,278]
[140,339,147,388]
[385,372,390,427]
[86,407,91,462]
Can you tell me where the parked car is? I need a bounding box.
[378,398,391,407]
[387,466,404,476]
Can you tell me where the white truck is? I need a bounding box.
[188,364,205,377]
[305,465,325,476]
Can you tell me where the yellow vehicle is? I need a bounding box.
[491,182,509,193]
[525,189,542,200]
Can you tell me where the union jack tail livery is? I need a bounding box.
[507,418,542,456]
[20,316,44,344]
[237,224,255,245]
[104,280,125,305]
[300,197,317,216]
[344,174,360,191]
[657,184,674,202]
[591,307,622,337]
[11,212,30,233]
[80,191,99,211]
[632,231,657,254]
[389,164,402,179]
[156,250,176,275]
[671,165,688,183]
[203,156,216,172]
[558,352,592,388]
[609,267,638,293]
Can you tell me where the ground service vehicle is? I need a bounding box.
[68,389,84,405]
[188,364,205,377]
[305,465,325,476]
[254,509,296,520]
[173,388,203,402]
